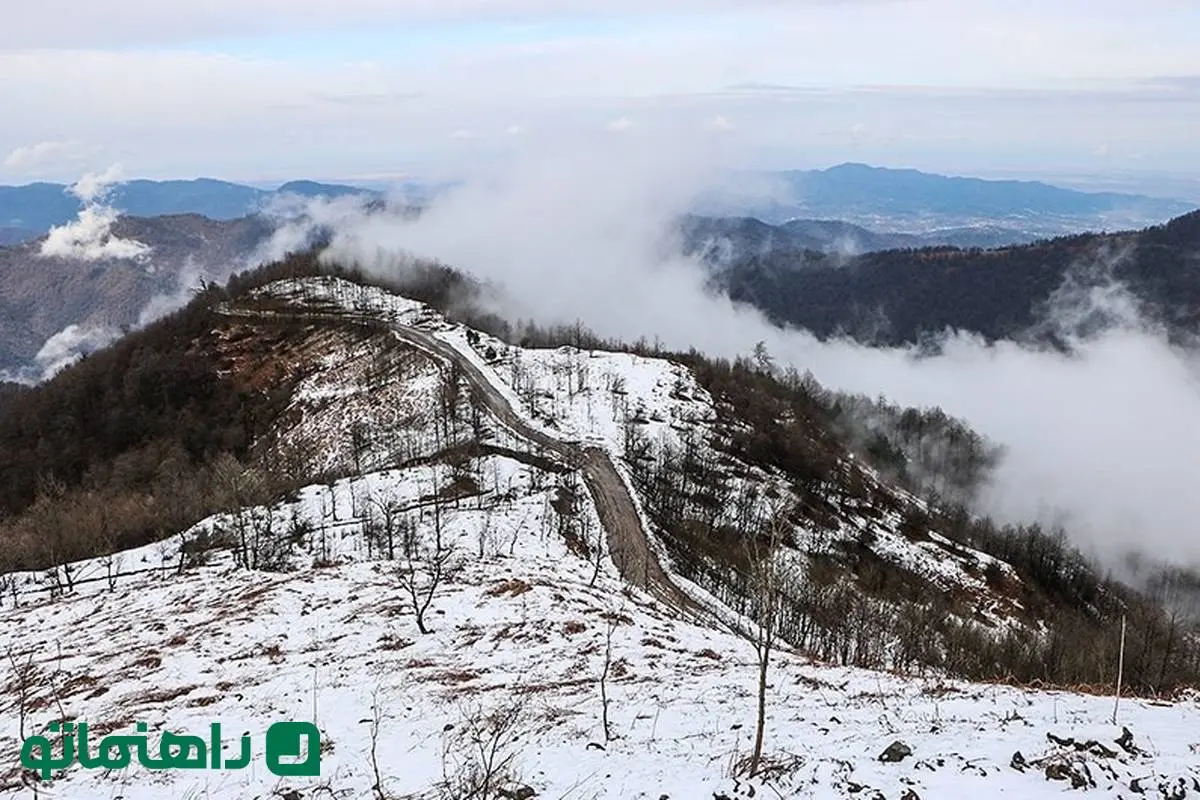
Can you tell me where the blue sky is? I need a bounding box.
[2,0,1199,196]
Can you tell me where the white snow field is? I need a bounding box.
[1,468,1198,800]
[1,277,1197,799]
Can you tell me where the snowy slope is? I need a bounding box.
[4,276,1199,799]
[2,462,1199,799]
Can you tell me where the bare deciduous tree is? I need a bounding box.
[477,507,496,559]
[587,512,604,589]
[100,534,123,591]
[599,613,619,743]
[4,646,42,798]
[5,648,36,743]
[366,688,387,800]
[398,488,457,635]
[743,499,789,779]
[440,699,526,800]
[365,492,404,561]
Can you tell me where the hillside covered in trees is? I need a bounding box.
[0,213,273,377]
[712,209,1200,347]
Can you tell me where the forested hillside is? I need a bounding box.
[677,213,1039,257]
[0,214,272,375]
[714,210,1200,346]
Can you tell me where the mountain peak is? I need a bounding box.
[751,163,1196,224]
[274,179,369,198]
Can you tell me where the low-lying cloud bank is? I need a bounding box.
[310,137,1200,568]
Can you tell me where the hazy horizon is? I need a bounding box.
[4,161,1200,207]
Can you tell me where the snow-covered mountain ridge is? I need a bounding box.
[2,272,1198,798]
[247,278,1032,625]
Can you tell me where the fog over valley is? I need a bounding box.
[292,140,1200,571]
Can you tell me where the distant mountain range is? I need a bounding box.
[0,178,386,241]
[2,164,1195,249]
[0,227,35,246]
[3,164,1198,380]
[695,163,1198,239]
[678,214,1041,258]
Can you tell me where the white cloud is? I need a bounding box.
[2,61,1197,179]
[33,324,121,379]
[6,0,1199,84]
[68,163,123,204]
[253,192,378,265]
[1,1,1198,179]
[38,165,152,261]
[40,205,152,261]
[606,117,635,132]
[0,0,790,49]
[2,0,1197,79]
[703,115,733,131]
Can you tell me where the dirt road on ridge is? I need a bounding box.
[221,298,707,620]
[385,325,705,618]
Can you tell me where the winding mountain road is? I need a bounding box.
[224,295,706,620]
[385,324,706,619]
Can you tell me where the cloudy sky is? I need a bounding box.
[3,0,1200,188]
